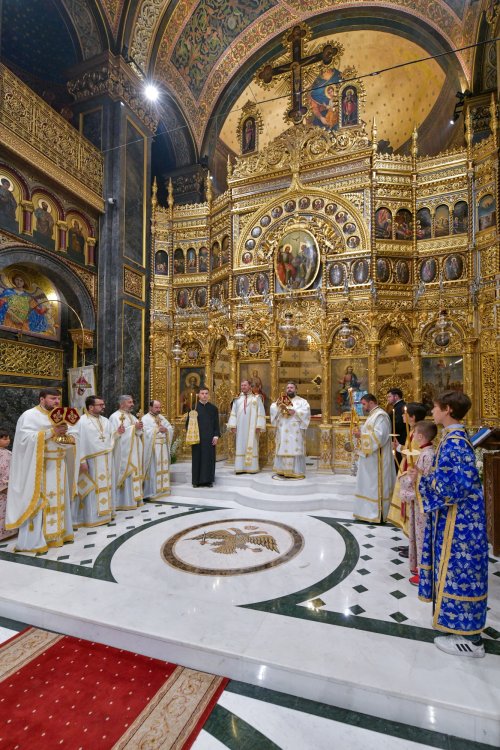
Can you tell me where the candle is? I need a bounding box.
[404,405,409,443]
[392,408,396,436]
[190,393,193,410]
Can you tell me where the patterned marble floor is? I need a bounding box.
[0,471,499,747]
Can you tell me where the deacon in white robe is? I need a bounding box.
[270,382,311,479]
[228,379,266,474]
[143,400,174,500]
[352,393,396,523]
[70,395,114,528]
[109,395,144,510]
[6,389,76,553]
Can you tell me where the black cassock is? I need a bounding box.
[188,401,220,486]
[392,399,407,467]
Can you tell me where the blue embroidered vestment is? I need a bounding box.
[418,426,488,635]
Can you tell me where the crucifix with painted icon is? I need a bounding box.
[256,24,339,124]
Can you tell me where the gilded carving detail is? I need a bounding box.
[481,353,498,417]
[0,65,103,208]
[67,56,159,133]
[0,341,63,379]
[124,267,145,300]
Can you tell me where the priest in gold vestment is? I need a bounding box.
[6,389,76,552]
[270,382,311,479]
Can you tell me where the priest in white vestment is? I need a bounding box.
[228,379,266,474]
[352,393,396,522]
[143,400,174,500]
[109,395,144,510]
[70,395,114,527]
[6,388,76,553]
[270,382,311,479]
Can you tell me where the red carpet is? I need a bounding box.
[0,628,228,749]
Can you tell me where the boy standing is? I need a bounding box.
[409,391,488,657]
[399,420,437,585]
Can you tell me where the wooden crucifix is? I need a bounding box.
[257,25,338,125]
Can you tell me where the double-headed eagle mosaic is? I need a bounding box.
[187,525,279,555]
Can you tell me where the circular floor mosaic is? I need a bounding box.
[161,518,304,576]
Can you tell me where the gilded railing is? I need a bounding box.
[0,64,104,209]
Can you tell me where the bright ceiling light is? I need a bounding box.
[144,84,159,102]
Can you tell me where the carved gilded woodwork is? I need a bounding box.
[0,65,103,211]
[151,113,500,436]
[123,266,145,300]
[0,340,63,379]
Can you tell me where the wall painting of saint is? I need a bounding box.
[341,86,358,127]
[0,174,19,233]
[434,204,450,238]
[452,201,468,234]
[155,250,168,275]
[417,208,432,240]
[478,194,496,231]
[308,66,342,130]
[173,248,185,274]
[375,207,392,239]
[275,229,320,292]
[242,117,256,154]
[0,266,60,341]
[394,209,412,240]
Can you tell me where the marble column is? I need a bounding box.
[67,54,158,412]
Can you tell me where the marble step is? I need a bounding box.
[1,560,498,747]
[169,463,356,511]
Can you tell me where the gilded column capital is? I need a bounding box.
[69,328,94,349]
[67,52,159,134]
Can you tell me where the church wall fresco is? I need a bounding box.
[0,163,98,268]
[0,266,61,342]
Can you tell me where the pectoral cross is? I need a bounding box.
[257,24,338,124]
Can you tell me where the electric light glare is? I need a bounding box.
[144,84,159,102]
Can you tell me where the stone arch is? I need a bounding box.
[0,246,96,331]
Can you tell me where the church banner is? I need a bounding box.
[68,365,96,412]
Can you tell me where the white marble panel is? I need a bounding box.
[218,691,439,750]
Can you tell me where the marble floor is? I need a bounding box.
[0,464,499,748]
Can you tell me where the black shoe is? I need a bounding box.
[397,545,408,552]
[399,548,409,558]
[207,483,213,488]
[192,484,199,488]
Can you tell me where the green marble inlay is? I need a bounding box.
[242,517,500,657]
[224,681,495,750]
[0,615,28,632]
[204,704,281,750]
[0,503,222,582]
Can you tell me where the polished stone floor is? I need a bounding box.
[0,465,499,748]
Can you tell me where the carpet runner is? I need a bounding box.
[0,628,228,749]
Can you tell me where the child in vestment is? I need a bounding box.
[0,428,13,540]
[398,420,436,585]
[409,391,488,658]
[387,403,427,554]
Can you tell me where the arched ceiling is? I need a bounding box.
[130,0,481,150]
[0,0,490,162]
[219,29,447,154]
